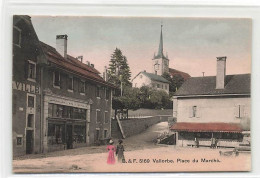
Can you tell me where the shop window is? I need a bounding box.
[53,71,60,88]
[104,111,109,123]
[96,110,101,123]
[79,80,85,94]
[13,26,21,47]
[104,130,108,139]
[68,76,73,91]
[16,136,23,146]
[47,123,65,144]
[74,125,86,143]
[27,95,34,108]
[27,114,34,128]
[27,61,36,81]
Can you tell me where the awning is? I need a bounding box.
[170,122,242,133]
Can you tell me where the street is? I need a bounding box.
[13,122,251,173]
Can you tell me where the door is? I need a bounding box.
[66,125,73,149]
[26,130,33,154]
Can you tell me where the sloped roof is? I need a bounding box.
[170,122,242,133]
[169,68,191,80]
[141,72,169,83]
[40,41,115,88]
[175,74,250,96]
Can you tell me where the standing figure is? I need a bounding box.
[116,139,125,163]
[210,137,216,149]
[107,140,116,164]
[195,137,199,148]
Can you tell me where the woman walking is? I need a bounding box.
[116,139,125,163]
[107,139,116,164]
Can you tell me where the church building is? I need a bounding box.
[132,25,190,93]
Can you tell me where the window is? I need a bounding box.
[27,114,34,128]
[79,80,85,94]
[47,123,65,144]
[96,110,101,123]
[189,106,199,118]
[152,83,156,88]
[165,85,168,90]
[68,76,73,91]
[48,104,86,120]
[157,84,160,88]
[27,60,36,81]
[74,125,86,143]
[16,136,23,146]
[53,71,60,87]
[13,26,21,47]
[104,111,109,123]
[105,88,110,100]
[96,87,101,98]
[104,130,108,139]
[27,95,34,108]
[235,105,245,118]
[192,106,197,117]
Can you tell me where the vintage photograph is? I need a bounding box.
[12,15,251,173]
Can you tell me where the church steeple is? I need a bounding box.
[157,24,163,58]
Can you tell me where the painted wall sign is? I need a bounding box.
[45,95,90,109]
[12,81,40,94]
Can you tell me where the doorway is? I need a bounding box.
[26,130,33,154]
[66,125,73,149]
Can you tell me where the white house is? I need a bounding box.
[170,57,251,148]
[132,70,169,93]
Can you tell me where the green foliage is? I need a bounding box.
[162,72,185,96]
[108,48,131,92]
[112,86,172,110]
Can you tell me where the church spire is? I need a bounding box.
[157,24,163,58]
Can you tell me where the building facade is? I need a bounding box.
[12,15,115,156]
[171,57,251,148]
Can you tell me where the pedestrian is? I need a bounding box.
[116,139,125,163]
[107,139,116,164]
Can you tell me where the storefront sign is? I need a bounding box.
[45,95,90,109]
[12,81,40,94]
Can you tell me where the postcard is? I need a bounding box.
[12,15,251,173]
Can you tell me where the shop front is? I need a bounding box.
[43,93,91,152]
[171,122,243,148]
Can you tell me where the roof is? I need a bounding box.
[174,74,250,97]
[40,41,115,88]
[139,71,169,83]
[170,122,243,133]
[169,68,191,80]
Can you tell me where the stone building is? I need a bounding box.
[170,57,251,148]
[12,15,115,156]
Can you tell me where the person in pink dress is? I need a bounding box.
[107,139,116,164]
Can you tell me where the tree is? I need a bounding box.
[162,72,185,96]
[107,48,131,93]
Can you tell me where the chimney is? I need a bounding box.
[56,35,68,58]
[91,64,94,68]
[216,56,227,89]
[103,66,108,81]
[86,61,90,66]
[77,56,83,63]
[143,70,146,73]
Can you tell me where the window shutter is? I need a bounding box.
[234,105,239,118]
[240,105,245,118]
[196,106,200,118]
[189,106,193,118]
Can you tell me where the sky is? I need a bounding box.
[31,16,251,78]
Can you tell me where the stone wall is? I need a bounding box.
[111,115,169,139]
